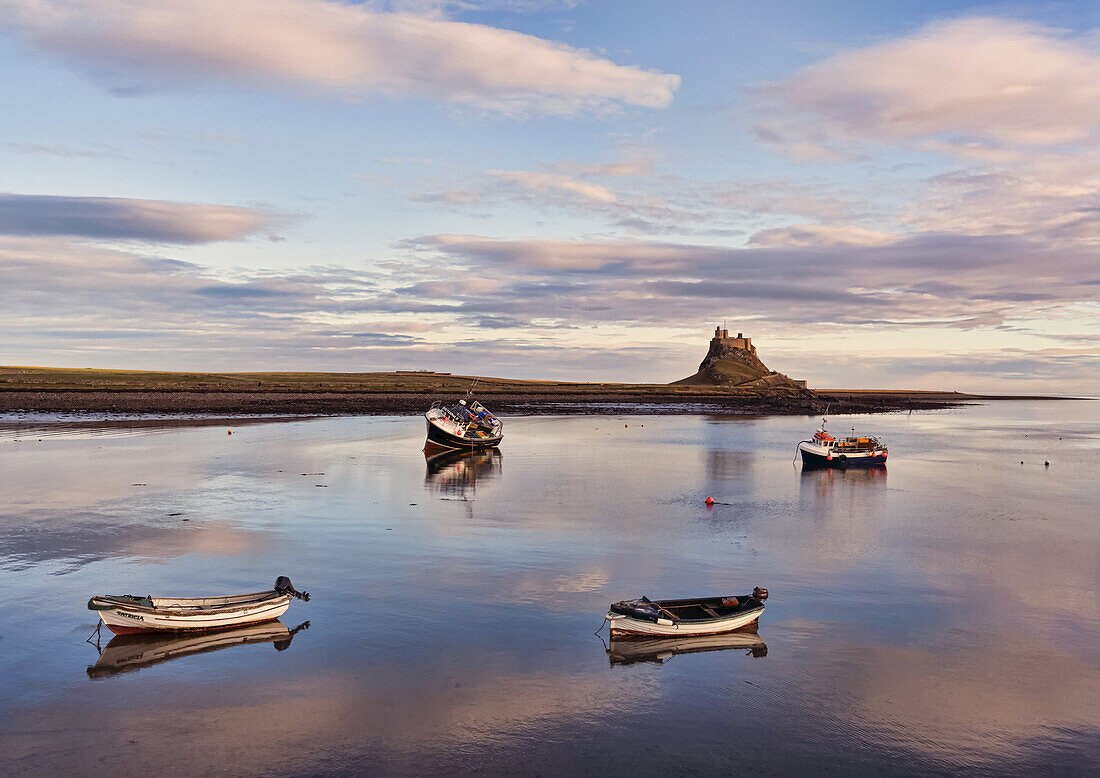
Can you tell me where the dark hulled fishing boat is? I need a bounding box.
[424,398,503,450]
[798,417,887,468]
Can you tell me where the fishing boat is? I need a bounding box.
[798,417,887,468]
[87,620,309,679]
[605,588,768,638]
[87,576,310,635]
[606,631,767,666]
[424,397,503,450]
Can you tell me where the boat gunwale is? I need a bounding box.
[90,590,290,614]
[609,597,765,626]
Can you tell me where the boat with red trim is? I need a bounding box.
[424,397,503,450]
[798,418,887,468]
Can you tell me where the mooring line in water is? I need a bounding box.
[85,622,103,654]
[593,616,608,636]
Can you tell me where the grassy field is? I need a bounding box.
[0,365,768,395]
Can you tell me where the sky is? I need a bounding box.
[2,0,1099,392]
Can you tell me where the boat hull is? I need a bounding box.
[93,594,292,635]
[799,442,886,468]
[425,418,502,450]
[606,606,764,638]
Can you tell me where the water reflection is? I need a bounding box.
[0,415,309,441]
[0,408,1097,774]
[799,464,888,507]
[87,620,310,679]
[705,449,755,480]
[0,516,272,573]
[424,448,503,497]
[606,630,767,666]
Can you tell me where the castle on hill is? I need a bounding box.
[672,325,807,389]
[712,326,756,355]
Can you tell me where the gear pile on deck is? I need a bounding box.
[424,397,503,450]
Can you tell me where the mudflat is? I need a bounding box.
[0,366,1064,415]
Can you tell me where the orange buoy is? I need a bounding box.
[227,430,232,435]
[625,423,628,428]
[705,497,714,506]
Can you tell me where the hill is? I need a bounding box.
[672,328,807,391]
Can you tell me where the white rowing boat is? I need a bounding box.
[605,588,768,638]
[88,576,310,635]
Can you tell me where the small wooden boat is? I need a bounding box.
[87,576,309,635]
[87,620,309,679]
[425,397,503,450]
[607,631,767,666]
[798,417,887,468]
[606,588,768,638]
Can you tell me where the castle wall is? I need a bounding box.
[711,327,757,354]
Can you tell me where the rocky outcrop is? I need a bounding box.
[673,335,806,390]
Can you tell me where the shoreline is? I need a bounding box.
[0,388,1034,417]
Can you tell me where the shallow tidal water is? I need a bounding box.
[0,402,1097,776]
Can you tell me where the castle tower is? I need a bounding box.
[711,325,755,355]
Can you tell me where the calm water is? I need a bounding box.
[1,403,1097,776]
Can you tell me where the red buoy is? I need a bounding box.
[705,497,714,506]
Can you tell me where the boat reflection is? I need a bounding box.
[800,464,888,486]
[606,630,767,667]
[87,620,310,679]
[424,447,503,496]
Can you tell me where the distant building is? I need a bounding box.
[712,326,757,355]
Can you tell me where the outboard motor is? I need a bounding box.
[752,587,769,601]
[274,576,311,602]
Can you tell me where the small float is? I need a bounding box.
[798,418,887,468]
[87,576,310,635]
[425,397,503,450]
[606,631,767,666]
[605,588,768,638]
[87,620,310,678]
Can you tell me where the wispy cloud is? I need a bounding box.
[0,0,679,116]
[0,193,281,243]
[5,142,123,159]
[2,229,1097,387]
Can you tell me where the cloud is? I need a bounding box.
[5,142,123,159]
[904,150,1100,244]
[0,193,280,243]
[405,232,1100,329]
[0,0,679,115]
[544,160,655,178]
[488,170,618,203]
[412,164,711,236]
[757,17,1100,153]
[2,227,1097,388]
[748,224,900,247]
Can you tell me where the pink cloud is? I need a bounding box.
[1,0,679,115]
